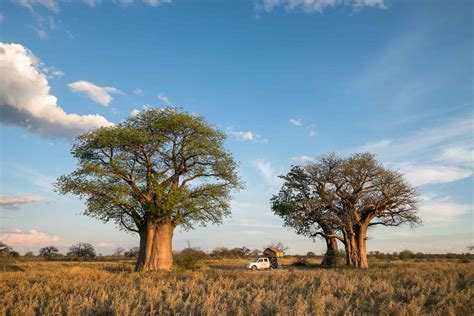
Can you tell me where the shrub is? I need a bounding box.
[306,251,316,258]
[67,243,96,259]
[175,247,208,270]
[291,256,309,266]
[399,250,414,260]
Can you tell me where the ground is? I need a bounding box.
[1,258,472,315]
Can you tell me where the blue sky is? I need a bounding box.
[0,0,472,255]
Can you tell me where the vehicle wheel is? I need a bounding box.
[251,265,257,271]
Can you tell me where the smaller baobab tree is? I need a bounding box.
[39,246,59,260]
[272,166,342,267]
[273,153,421,269]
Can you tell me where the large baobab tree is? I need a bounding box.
[273,153,420,268]
[56,108,241,271]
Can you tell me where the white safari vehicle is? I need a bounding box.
[244,257,271,271]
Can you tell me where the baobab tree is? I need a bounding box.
[39,246,59,260]
[56,108,241,271]
[271,166,342,267]
[273,153,420,268]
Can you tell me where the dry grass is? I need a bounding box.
[1,259,472,315]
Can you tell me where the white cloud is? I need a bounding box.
[227,127,268,143]
[0,229,63,253]
[97,242,115,248]
[396,163,472,187]
[289,118,303,126]
[253,159,283,187]
[133,88,144,96]
[40,65,64,79]
[360,117,473,160]
[130,109,140,117]
[0,195,45,210]
[68,80,122,106]
[157,92,172,106]
[0,43,113,138]
[291,155,314,162]
[440,146,473,164]
[15,0,60,12]
[418,196,472,225]
[257,0,385,13]
[0,13,4,24]
[307,124,317,137]
[143,0,171,7]
[82,0,100,7]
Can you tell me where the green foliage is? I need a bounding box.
[174,247,208,270]
[56,108,242,233]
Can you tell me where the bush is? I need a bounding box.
[291,256,309,267]
[306,251,316,258]
[175,247,208,270]
[399,250,414,260]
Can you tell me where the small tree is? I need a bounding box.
[124,247,139,258]
[39,246,59,260]
[112,247,125,256]
[24,251,35,258]
[67,243,96,259]
[0,242,15,259]
[306,251,316,258]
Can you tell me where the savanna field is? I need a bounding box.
[1,258,473,315]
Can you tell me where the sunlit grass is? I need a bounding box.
[1,259,472,315]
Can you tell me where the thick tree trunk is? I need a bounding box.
[354,224,369,269]
[321,237,339,268]
[344,224,369,268]
[135,229,147,271]
[136,221,175,271]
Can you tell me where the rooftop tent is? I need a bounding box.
[263,247,285,257]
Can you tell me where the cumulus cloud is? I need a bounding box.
[0,195,45,210]
[0,43,113,138]
[257,0,385,13]
[289,118,303,126]
[68,80,122,106]
[0,229,63,253]
[227,127,268,143]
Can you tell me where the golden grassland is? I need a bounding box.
[1,258,473,315]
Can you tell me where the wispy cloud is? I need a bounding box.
[256,0,385,14]
[133,88,144,96]
[418,194,472,225]
[252,159,283,187]
[289,118,303,126]
[395,163,472,187]
[227,127,268,143]
[157,92,172,106]
[0,195,45,210]
[291,155,314,162]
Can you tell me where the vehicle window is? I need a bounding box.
[258,259,263,262]
[264,259,268,262]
